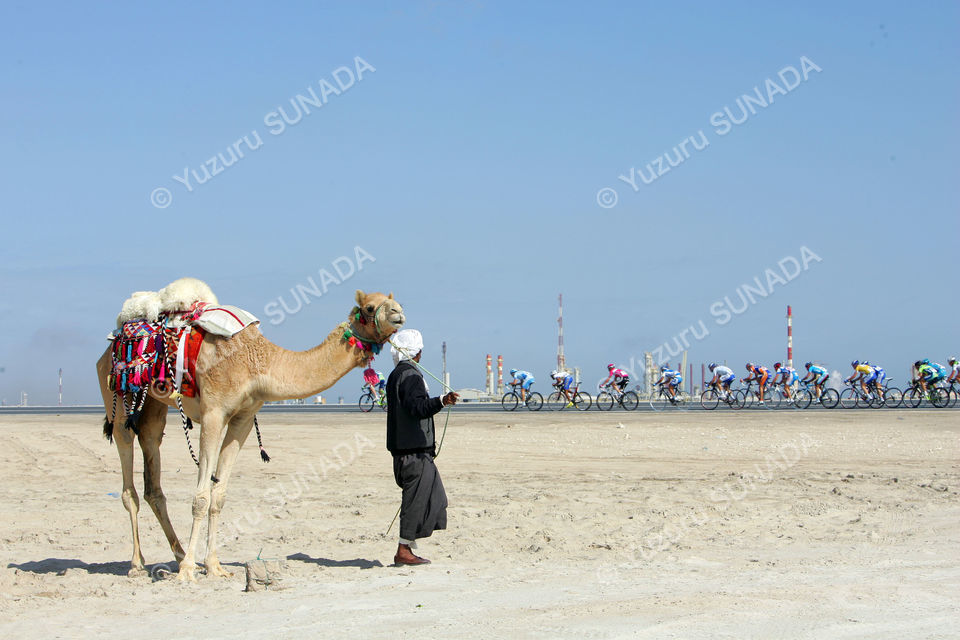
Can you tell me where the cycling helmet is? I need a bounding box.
[745,363,754,371]
[708,363,716,371]
[851,360,859,368]
[550,370,559,378]
[509,368,518,376]
[660,365,668,372]
[949,357,957,365]
[804,362,812,369]
[921,358,930,365]
[607,363,615,370]
[774,362,782,370]
[913,361,922,368]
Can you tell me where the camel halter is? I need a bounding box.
[346,299,398,355]
[384,336,454,537]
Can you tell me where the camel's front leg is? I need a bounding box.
[204,414,256,578]
[177,410,224,582]
[137,400,185,563]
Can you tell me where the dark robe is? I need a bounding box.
[386,360,448,541]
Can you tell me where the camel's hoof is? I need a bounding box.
[205,563,233,578]
[176,567,197,582]
[128,566,148,578]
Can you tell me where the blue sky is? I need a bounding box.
[1,1,957,404]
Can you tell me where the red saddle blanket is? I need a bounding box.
[111,322,205,397]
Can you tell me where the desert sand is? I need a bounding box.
[1,409,958,639]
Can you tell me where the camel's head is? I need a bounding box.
[352,290,405,342]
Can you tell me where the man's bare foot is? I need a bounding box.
[394,543,430,566]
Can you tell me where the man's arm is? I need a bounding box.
[398,374,444,419]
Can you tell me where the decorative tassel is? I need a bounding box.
[102,415,114,443]
[185,417,194,431]
[124,410,141,434]
[259,446,271,463]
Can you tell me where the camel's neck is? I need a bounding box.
[260,325,375,401]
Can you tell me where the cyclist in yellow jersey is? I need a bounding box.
[845,360,874,399]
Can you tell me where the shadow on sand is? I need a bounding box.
[286,552,383,569]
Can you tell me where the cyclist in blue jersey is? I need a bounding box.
[654,365,683,402]
[948,357,959,385]
[863,361,887,394]
[915,359,946,395]
[551,369,575,407]
[801,362,829,399]
[708,363,736,399]
[509,368,535,405]
[773,362,798,399]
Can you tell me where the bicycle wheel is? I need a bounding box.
[735,389,753,409]
[931,387,949,408]
[794,388,812,410]
[546,391,564,411]
[820,388,840,409]
[855,390,877,409]
[951,387,960,408]
[358,393,374,412]
[882,387,902,408]
[596,391,614,411]
[573,391,592,411]
[501,392,519,411]
[621,390,639,411]
[674,392,690,410]
[904,388,923,408]
[700,389,719,410]
[526,392,543,411]
[839,388,857,409]
[766,390,782,410]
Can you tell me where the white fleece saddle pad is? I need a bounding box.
[194,305,259,337]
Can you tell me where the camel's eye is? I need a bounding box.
[366,305,374,313]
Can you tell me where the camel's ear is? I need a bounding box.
[388,292,394,300]
[355,289,365,306]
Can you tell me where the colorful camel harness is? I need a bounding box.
[106,302,269,467]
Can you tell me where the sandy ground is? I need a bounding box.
[0,408,958,639]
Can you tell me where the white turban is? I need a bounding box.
[390,329,423,366]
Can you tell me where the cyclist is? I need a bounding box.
[914,359,944,395]
[509,368,535,405]
[947,357,959,385]
[654,365,682,402]
[845,360,875,401]
[742,363,770,404]
[801,362,830,399]
[600,364,630,395]
[708,363,736,399]
[864,361,887,393]
[362,367,386,404]
[773,362,799,399]
[551,369,575,407]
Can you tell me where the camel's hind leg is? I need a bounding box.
[97,349,146,577]
[204,412,257,577]
[137,397,186,563]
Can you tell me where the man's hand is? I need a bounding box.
[441,392,460,406]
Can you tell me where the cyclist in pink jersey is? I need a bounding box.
[601,364,630,394]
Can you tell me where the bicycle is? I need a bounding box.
[595,382,639,411]
[766,380,803,409]
[501,383,543,411]
[546,380,592,411]
[794,379,840,409]
[945,379,960,408]
[878,378,903,408]
[903,379,950,409]
[734,380,772,409]
[648,382,688,411]
[700,380,741,410]
[840,380,882,409]
[358,386,387,412]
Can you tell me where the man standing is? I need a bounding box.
[386,329,459,566]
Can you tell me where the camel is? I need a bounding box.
[96,284,404,580]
